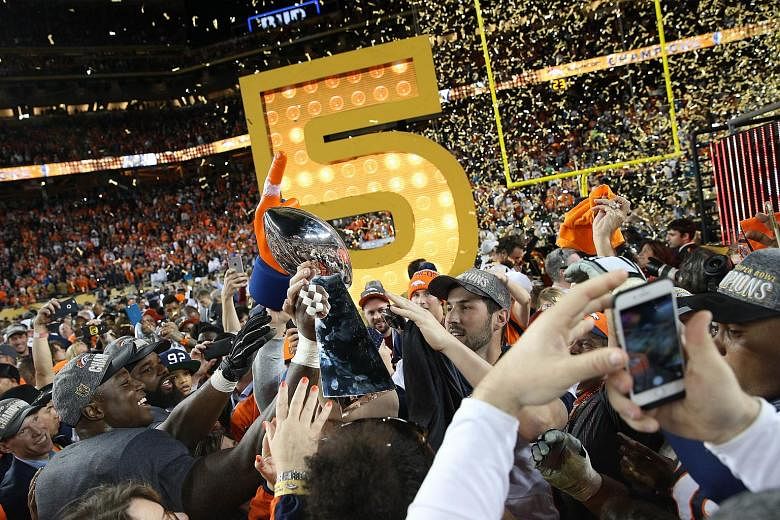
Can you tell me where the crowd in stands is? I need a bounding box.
[332,211,396,250]
[0,165,259,309]
[0,2,778,519]
[0,98,245,167]
[1,166,779,519]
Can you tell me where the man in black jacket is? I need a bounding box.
[0,398,54,520]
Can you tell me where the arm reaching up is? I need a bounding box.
[408,271,630,520]
[160,312,275,448]
[31,299,59,388]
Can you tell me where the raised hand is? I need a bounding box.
[218,311,275,382]
[605,310,761,444]
[743,212,779,248]
[33,299,60,330]
[222,268,249,300]
[264,377,332,476]
[387,293,451,351]
[282,262,330,341]
[472,270,629,416]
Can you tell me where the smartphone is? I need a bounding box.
[80,323,109,339]
[228,253,244,274]
[52,298,79,320]
[203,336,235,360]
[125,303,142,327]
[613,279,685,409]
[380,307,405,330]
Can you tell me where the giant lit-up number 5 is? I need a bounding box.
[240,36,477,300]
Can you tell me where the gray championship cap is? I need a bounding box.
[4,323,27,340]
[0,398,42,440]
[52,349,132,427]
[680,248,780,324]
[429,268,511,310]
[103,336,169,370]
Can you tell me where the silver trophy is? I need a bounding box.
[264,206,393,400]
[264,206,353,287]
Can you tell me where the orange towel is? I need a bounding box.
[740,211,780,250]
[556,185,625,255]
[252,152,300,274]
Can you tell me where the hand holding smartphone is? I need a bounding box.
[380,307,405,330]
[613,279,685,409]
[228,253,244,274]
[51,298,79,320]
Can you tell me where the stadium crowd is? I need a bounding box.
[0,1,778,516]
[0,156,778,519]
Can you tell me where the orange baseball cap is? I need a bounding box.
[587,311,609,338]
[408,269,438,298]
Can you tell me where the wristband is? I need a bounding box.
[278,470,309,481]
[209,369,238,393]
[33,332,49,339]
[274,479,308,497]
[291,335,319,368]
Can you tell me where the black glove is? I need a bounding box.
[218,311,275,382]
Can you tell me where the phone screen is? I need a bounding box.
[620,294,684,394]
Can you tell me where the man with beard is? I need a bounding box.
[33,311,301,519]
[359,280,402,364]
[104,337,184,425]
[424,268,568,519]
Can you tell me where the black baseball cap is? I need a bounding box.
[0,363,20,383]
[429,269,511,310]
[359,280,389,308]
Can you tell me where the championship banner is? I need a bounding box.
[0,134,252,183]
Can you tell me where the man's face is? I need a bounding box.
[140,315,157,335]
[445,287,498,354]
[94,368,154,428]
[714,316,780,396]
[197,295,211,307]
[666,229,687,248]
[0,410,53,460]
[164,302,180,320]
[363,298,389,335]
[557,252,582,285]
[489,249,507,264]
[0,377,18,396]
[8,332,26,354]
[508,247,525,268]
[411,290,444,323]
[130,353,173,398]
[170,369,193,396]
[38,401,61,437]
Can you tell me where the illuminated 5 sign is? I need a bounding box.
[239,36,478,301]
[247,0,321,32]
